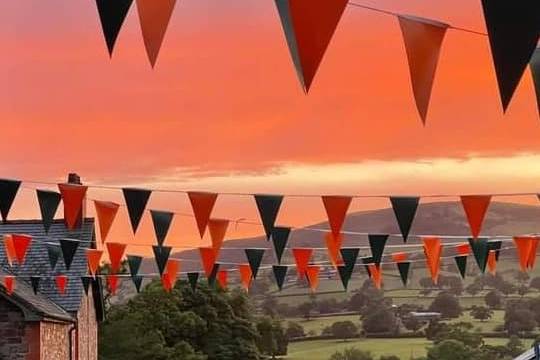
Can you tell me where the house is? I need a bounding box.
[0,175,104,360]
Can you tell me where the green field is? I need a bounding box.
[287,314,360,335]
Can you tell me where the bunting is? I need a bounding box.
[199,247,217,277]
[81,276,92,295]
[94,200,119,243]
[4,276,14,295]
[306,265,320,292]
[337,265,354,291]
[123,188,152,234]
[468,237,489,273]
[362,257,374,277]
[423,237,442,284]
[488,240,503,261]
[165,259,179,288]
[47,243,61,270]
[3,235,15,267]
[36,190,61,234]
[397,262,411,287]
[254,194,283,240]
[340,247,360,270]
[152,245,172,276]
[56,275,68,295]
[86,249,103,276]
[273,265,288,291]
[187,272,199,291]
[150,210,174,246]
[456,243,470,256]
[461,195,491,239]
[58,183,88,230]
[95,0,134,56]
[107,242,127,273]
[12,234,31,265]
[0,179,21,222]
[390,196,419,242]
[271,226,290,264]
[239,264,253,291]
[208,218,229,254]
[60,239,80,271]
[527,236,539,270]
[321,195,352,236]
[161,272,173,292]
[245,248,265,279]
[325,232,343,268]
[292,248,312,279]
[217,270,228,289]
[131,275,143,293]
[514,236,535,272]
[487,250,497,275]
[107,274,119,295]
[454,256,468,279]
[531,48,540,115]
[368,264,382,289]
[187,191,217,238]
[127,255,143,276]
[30,276,40,295]
[368,234,389,265]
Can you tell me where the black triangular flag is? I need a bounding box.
[340,248,359,270]
[245,249,265,279]
[455,256,467,279]
[46,243,61,270]
[254,194,283,240]
[488,240,503,261]
[208,263,220,286]
[481,0,540,111]
[337,265,354,291]
[397,262,411,286]
[131,275,143,293]
[150,210,174,246]
[531,48,540,116]
[368,234,389,265]
[272,265,288,291]
[271,226,290,264]
[122,188,152,234]
[127,255,143,276]
[81,276,92,295]
[60,239,80,271]
[152,245,172,276]
[187,272,199,291]
[96,0,134,56]
[36,189,61,234]
[468,237,489,273]
[0,179,21,222]
[390,196,419,242]
[30,276,41,295]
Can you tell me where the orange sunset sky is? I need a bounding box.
[1,0,539,253]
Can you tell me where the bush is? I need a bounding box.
[330,321,358,340]
[484,290,502,309]
[362,305,398,334]
[469,306,493,322]
[428,292,462,319]
[286,321,305,340]
[329,347,374,360]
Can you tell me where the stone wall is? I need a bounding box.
[0,297,39,360]
[76,284,98,360]
[39,321,71,360]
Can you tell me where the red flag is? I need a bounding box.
[292,248,313,279]
[107,243,127,273]
[4,276,15,295]
[487,250,497,275]
[161,273,173,292]
[460,195,492,239]
[423,237,442,284]
[239,264,252,292]
[3,235,15,267]
[398,15,449,124]
[165,259,180,288]
[199,247,217,277]
[94,200,119,243]
[321,196,352,237]
[391,252,408,263]
[58,183,88,230]
[325,232,343,268]
[368,264,382,289]
[208,219,229,255]
[527,237,539,270]
[56,275,68,295]
[306,265,320,292]
[12,234,32,265]
[514,236,535,272]
[456,243,470,256]
[188,192,218,238]
[107,274,119,295]
[217,270,228,289]
[86,249,103,276]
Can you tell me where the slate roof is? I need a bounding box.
[0,218,100,315]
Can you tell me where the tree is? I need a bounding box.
[297,301,316,320]
[469,306,493,322]
[465,282,482,296]
[329,347,374,360]
[402,316,423,333]
[428,292,462,319]
[505,335,525,357]
[256,317,288,359]
[530,277,540,291]
[432,322,483,349]
[484,290,502,309]
[362,305,398,334]
[504,300,537,335]
[330,321,358,341]
[427,340,478,360]
[260,295,278,317]
[348,282,385,312]
[286,322,305,340]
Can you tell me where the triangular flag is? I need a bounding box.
[468,237,489,273]
[161,273,173,292]
[398,15,449,124]
[390,196,419,242]
[480,0,540,111]
[199,247,217,277]
[487,250,497,275]
[36,189,61,234]
[95,0,134,56]
[131,275,143,293]
[127,255,143,276]
[362,257,374,277]
[423,237,442,284]
[306,265,320,292]
[368,264,382,289]
[325,232,343,268]
[0,179,21,222]
[245,248,265,279]
[107,274,119,295]
[531,48,540,115]
[30,276,40,295]
[152,245,172,276]
[397,262,411,286]
[122,188,151,234]
[86,249,103,276]
[94,200,119,243]
[208,218,229,254]
[368,234,389,265]
[187,192,217,238]
[514,236,535,272]
[239,264,253,292]
[461,195,491,239]
[55,275,68,295]
[216,270,228,290]
[340,247,359,270]
[60,239,80,271]
[4,276,15,295]
[488,240,503,261]
[136,0,177,67]
[337,265,354,290]
[275,0,348,92]
[273,265,288,291]
[107,243,127,273]
[254,194,283,240]
[46,243,61,270]
[456,243,470,256]
[391,252,408,263]
[527,237,539,270]
[165,259,179,288]
[321,196,352,237]
[454,256,468,279]
[150,210,174,246]
[292,248,312,279]
[58,183,88,230]
[12,234,32,265]
[271,226,290,264]
[81,276,92,295]
[187,272,199,291]
[3,235,15,267]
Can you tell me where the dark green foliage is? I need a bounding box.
[256,316,288,358]
[469,306,493,322]
[361,304,398,334]
[428,292,462,319]
[504,299,537,334]
[330,321,358,340]
[285,322,305,340]
[484,290,502,309]
[329,347,374,360]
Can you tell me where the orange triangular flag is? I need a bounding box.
[56,275,68,295]
[391,252,408,263]
[456,243,470,256]
[368,264,382,289]
[487,250,497,275]
[460,195,491,239]
[107,274,119,295]
[208,219,229,255]
[325,232,343,268]
[161,272,173,292]
[107,243,127,273]
[527,237,539,270]
[4,276,15,295]
[217,270,228,289]
[423,237,442,284]
[136,0,177,67]
[188,192,218,238]
[292,248,313,279]
[12,234,32,265]
[86,249,103,276]
[94,200,119,243]
[3,235,15,267]
[58,183,88,230]
[165,259,180,288]
[306,265,320,292]
[239,264,253,292]
[514,236,535,272]
[199,247,217,277]
[398,15,449,124]
[321,196,352,237]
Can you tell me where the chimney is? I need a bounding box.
[64,172,86,227]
